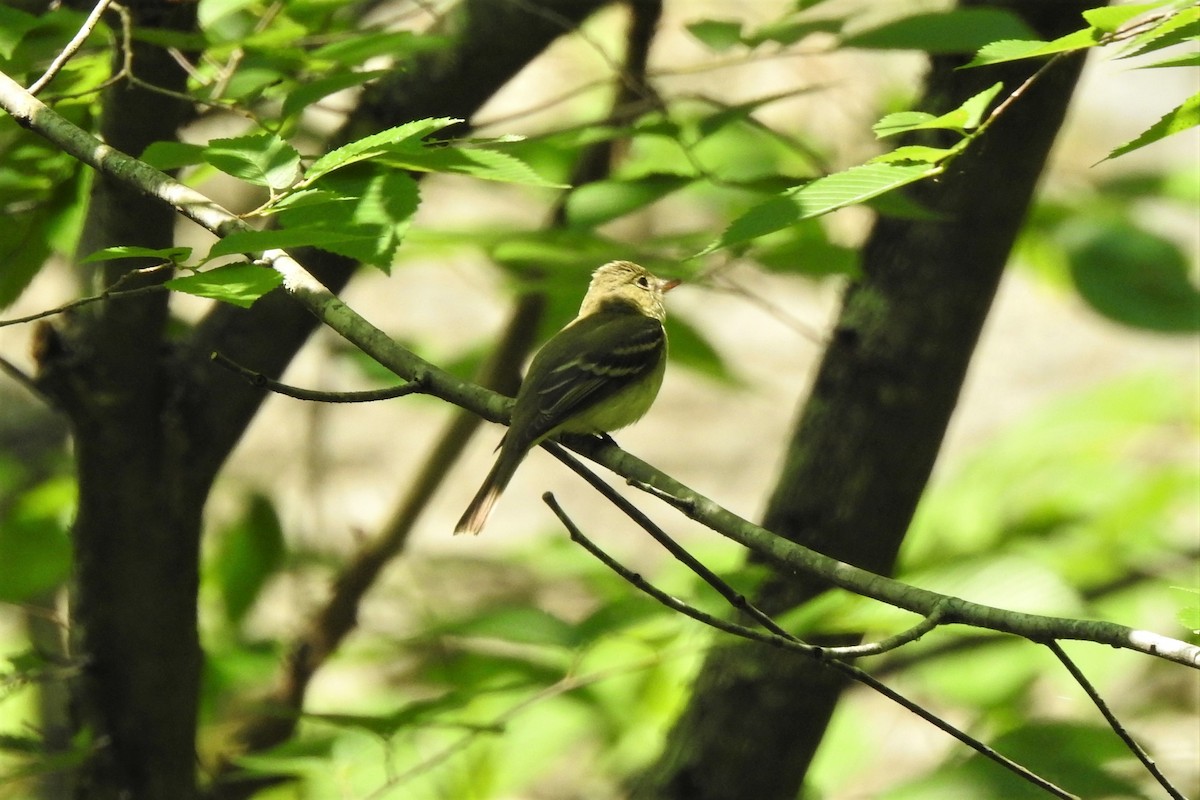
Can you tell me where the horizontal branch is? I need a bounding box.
[2,68,1195,671]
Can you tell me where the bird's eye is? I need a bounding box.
[636,275,651,288]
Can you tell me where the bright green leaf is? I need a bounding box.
[965,27,1103,67]
[379,145,567,188]
[874,83,1003,138]
[705,161,938,253]
[1082,2,1162,33]
[1118,5,1200,59]
[165,262,284,307]
[0,478,74,603]
[869,145,956,164]
[842,9,1037,54]
[303,118,460,183]
[203,134,302,191]
[311,31,451,66]
[745,16,843,46]
[1136,51,1200,68]
[1104,91,1200,160]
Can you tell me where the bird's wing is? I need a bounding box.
[517,311,665,439]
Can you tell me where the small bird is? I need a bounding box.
[455,260,680,535]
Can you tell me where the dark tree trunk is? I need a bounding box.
[634,2,1097,798]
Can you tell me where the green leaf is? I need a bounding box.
[0,6,40,59]
[211,494,285,627]
[206,226,382,262]
[1064,219,1200,333]
[164,263,284,308]
[275,169,419,269]
[705,161,938,253]
[303,118,460,183]
[869,144,956,164]
[1118,5,1200,59]
[842,9,1037,54]
[1104,91,1200,160]
[666,312,735,384]
[443,606,582,649]
[0,478,74,602]
[311,30,451,66]
[965,27,1103,67]
[140,141,207,171]
[379,145,567,188]
[81,245,193,264]
[203,134,302,191]
[1136,51,1200,68]
[1081,2,1163,33]
[745,16,843,46]
[564,174,692,227]
[686,19,744,52]
[280,69,388,122]
[873,82,1003,137]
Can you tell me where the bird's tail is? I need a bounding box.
[454,444,524,535]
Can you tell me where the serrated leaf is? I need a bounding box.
[81,245,193,264]
[379,145,567,188]
[275,169,418,269]
[203,134,302,191]
[1081,2,1162,33]
[207,226,383,262]
[686,19,744,52]
[1136,51,1200,68]
[1118,6,1200,59]
[869,145,956,164]
[842,9,1037,54]
[165,263,284,307]
[303,118,460,183]
[874,83,1003,138]
[965,27,1103,67]
[1105,92,1200,160]
[704,161,937,253]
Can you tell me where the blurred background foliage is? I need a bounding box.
[0,0,1197,797]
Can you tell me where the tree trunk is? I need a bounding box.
[634,2,1096,798]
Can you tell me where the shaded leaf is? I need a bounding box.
[165,263,284,308]
[842,9,1036,54]
[1064,219,1200,332]
[281,69,387,121]
[565,174,692,227]
[203,133,302,191]
[686,19,744,52]
[211,494,285,627]
[81,245,192,264]
[140,141,206,171]
[379,145,567,188]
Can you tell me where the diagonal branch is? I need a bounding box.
[1,66,1196,673]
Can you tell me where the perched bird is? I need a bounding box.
[455,260,680,535]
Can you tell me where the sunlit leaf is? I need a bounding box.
[81,245,193,264]
[965,28,1103,67]
[705,161,937,253]
[165,263,284,307]
[303,118,460,183]
[1104,92,1200,160]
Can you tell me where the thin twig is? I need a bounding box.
[28,0,114,95]
[209,351,421,403]
[0,283,167,329]
[1047,641,1185,800]
[544,494,1078,800]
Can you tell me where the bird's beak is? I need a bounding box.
[660,278,682,293]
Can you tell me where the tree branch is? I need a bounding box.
[1,69,1195,675]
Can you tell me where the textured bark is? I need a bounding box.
[634,3,1096,798]
[29,1,617,798]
